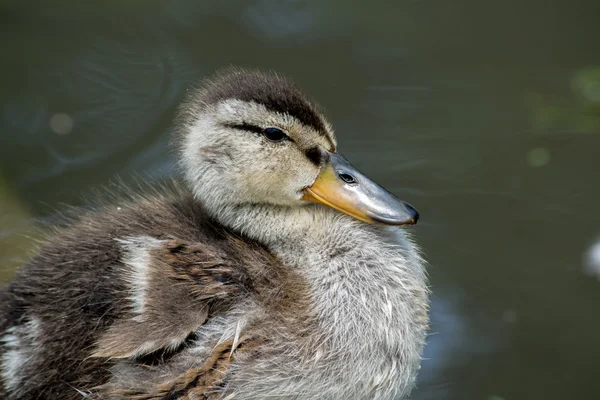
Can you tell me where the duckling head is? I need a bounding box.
[176,68,418,226]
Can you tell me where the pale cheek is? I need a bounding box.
[279,158,319,194]
[242,152,313,200]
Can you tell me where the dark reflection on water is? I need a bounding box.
[2,1,600,399]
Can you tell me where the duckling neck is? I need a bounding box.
[214,203,429,397]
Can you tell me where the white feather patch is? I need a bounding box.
[116,236,166,318]
[1,317,42,392]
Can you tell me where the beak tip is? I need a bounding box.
[406,204,419,225]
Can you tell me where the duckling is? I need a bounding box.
[0,68,429,400]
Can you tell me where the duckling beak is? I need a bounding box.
[302,152,419,225]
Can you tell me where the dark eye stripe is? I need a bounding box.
[223,123,291,143]
[224,122,264,134]
[305,147,323,166]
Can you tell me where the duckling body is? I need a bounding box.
[1,69,429,399]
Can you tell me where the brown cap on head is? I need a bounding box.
[178,67,328,135]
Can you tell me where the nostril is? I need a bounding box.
[338,172,357,184]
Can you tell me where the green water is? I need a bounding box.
[1,1,600,399]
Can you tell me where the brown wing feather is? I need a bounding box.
[92,240,248,360]
[0,190,298,399]
[105,336,261,399]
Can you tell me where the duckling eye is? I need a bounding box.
[263,127,288,142]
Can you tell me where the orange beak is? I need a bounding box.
[302,152,418,225]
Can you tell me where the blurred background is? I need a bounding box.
[1,0,600,399]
